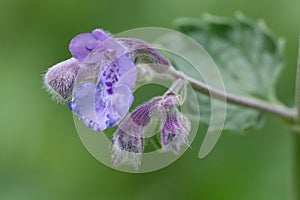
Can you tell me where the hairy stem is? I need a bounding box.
[165,66,297,121]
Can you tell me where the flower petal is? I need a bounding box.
[117,56,137,88]
[70,83,105,131]
[93,84,134,129]
[92,29,109,41]
[109,85,134,123]
[84,38,126,64]
[69,33,102,62]
[70,29,126,64]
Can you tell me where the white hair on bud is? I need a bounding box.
[43,58,81,103]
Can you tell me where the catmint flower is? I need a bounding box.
[69,58,137,131]
[68,29,172,132]
[160,94,191,155]
[68,28,138,131]
[111,97,161,170]
[43,28,171,132]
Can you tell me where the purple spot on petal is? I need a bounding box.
[105,82,112,87]
[105,114,116,128]
[107,88,113,95]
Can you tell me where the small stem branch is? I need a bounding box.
[166,78,185,95]
[166,66,297,121]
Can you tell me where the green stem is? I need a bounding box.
[167,66,297,121]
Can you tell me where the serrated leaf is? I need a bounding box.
[171,13,285,131]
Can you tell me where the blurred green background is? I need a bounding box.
[0,0,299,199]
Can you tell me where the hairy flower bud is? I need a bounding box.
[117,38,170,66]
[43,58,100,103]
[111,97,161,170]
[160,94,191,155]
[43,58,81,102]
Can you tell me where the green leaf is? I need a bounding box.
[171,12,285,131]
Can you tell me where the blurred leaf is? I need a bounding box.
[171,13,285,131]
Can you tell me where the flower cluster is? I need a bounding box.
[43,28,191,169]
[44,29,168,132]
[111,93,191,169]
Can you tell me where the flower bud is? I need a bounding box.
[160,94,191,155]
[43,58,81,102]
[111,97,161,170]
[117,38,170,66]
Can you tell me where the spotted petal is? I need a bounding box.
[69,33,102,62]
[71,82,134,131]
[69,83,105,131]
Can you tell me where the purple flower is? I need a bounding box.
[111,97,161,169]
[66,29,139,131]
[69,56,137,131]
[160,94,191,155]
[44,28,172,133]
